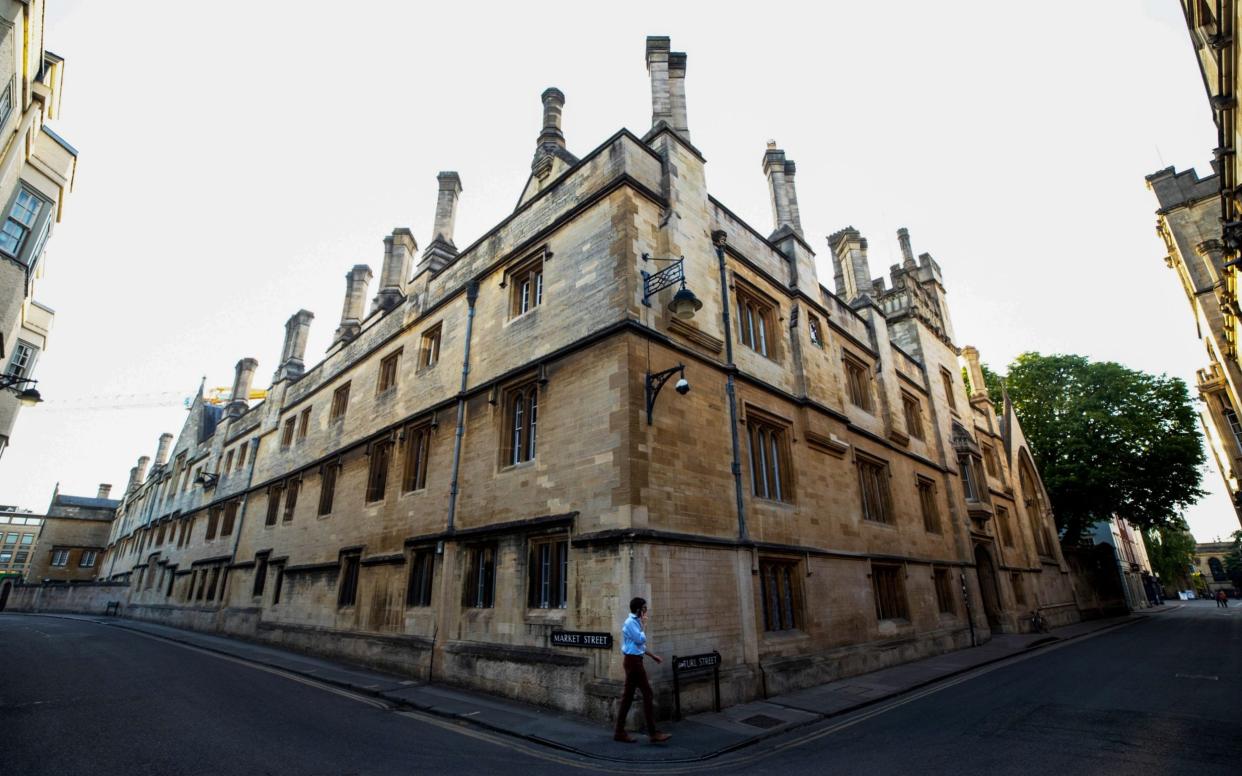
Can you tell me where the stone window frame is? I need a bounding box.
[745,406,794,504]
[870,562,909,622]
[252,551,270,598]
[271,562,286,605]
[401,420,432,493]
[901,391,925,441]
[500,378,540,468]
[236,440,248,470]
[917,475,941,534]
[733,278,780,361]
[280,417,296,450]
[264,483,284,527]
[463,542,497,609]
[419,323,442,370]
[996,504,1014,548]
[526,532,569,611]
[856,451,894,525]
[758,556,803,633]
[329,382,351,424]
[807,313,824,348]
[0,79,12,130]
[297,407,311,441]
[318,458,341,517]
[843,352,874,413]
[982,442,1001,479]
[220,500,240,537]
[933,567,956,615]
[336,550,361,609]
[223,449,234,474]
[505,250,545,320]
[940,367,958,413]
[50,548,69,567]
[205,506,221,540]
[281,478,300,523]
[406,546,435,608]
[376,347,402,396]
[365,433,396,504]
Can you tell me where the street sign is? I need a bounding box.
[671,650,722,719]
[549,630,613,649]
[674,652,721,671]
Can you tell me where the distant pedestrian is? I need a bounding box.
[1217,590,1229,608]
[613,597,671,744]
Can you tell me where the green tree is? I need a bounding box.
[995,353,1206,544]
[1226,530,1242,590]
[1142,522,1197,589]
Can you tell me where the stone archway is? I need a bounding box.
[0,580,11,611]
[974,544,1002,628]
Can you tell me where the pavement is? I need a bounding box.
[24,605,1166,764]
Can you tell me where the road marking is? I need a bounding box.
[1174,673,1219,680]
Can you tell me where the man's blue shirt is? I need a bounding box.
[621,613,646,655]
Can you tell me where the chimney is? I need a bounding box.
[962,346,988,400]
[275,309,315,382]
[226,358,259,418]
[782,160,803,236]
[897,227,916,268]
[126,465,141,493]
[134,456,150,487]
[419,172,462,273]
[374,229,417,313]
[153,433,173,468]
[432,171,462,245]
[668,52,689,139]
[828,227,873,304]
[536,87,567,158]
[97,484,112,499]
[333,265,373,344]
[763,142,792,233]
[645,36,673,130]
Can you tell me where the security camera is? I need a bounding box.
[675,377,690,395]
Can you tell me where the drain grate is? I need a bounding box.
[740,714,786,729]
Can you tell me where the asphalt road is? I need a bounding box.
[1,602,1237,775]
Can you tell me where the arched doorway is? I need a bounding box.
[974,545,1002,628]
[0,580,11,611]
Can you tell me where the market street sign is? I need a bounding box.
[550,630,613,649]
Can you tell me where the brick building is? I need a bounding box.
[96,37,1076,720]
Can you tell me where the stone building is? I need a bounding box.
[1147,165,1242,528]
[1194,540,1237,596]
[96,37,1076,720]
[0,0,75,459]
[24,484,117,582]
[1089,516,1158,610]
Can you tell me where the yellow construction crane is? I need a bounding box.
[201,387,268,406]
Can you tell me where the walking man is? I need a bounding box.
[1217,589,1229,608]
[614,597,671,743]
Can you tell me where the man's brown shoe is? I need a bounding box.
[614,733,638,743]
[650,732,671,743]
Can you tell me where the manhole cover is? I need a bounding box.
[740,714,786,729]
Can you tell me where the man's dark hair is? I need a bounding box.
[629,596,647,614]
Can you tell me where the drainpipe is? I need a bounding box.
[445,281,480,533]
[712,230,748,542]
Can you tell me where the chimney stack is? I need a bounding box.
[536,87,567,156]
[897,228,916,268]
[645,36,673,130]
[134,456,150,488]
[419,172,462,273]
[153,433,173,468]
[226,358,259,418]
[373,230,417,313]
[97,484,112,499]
[432,171,462,246]
[828,227,873,304]
[668,52,689,140]
[763,143,794,234]
[962,346,989,401]
[126,466,139,493]
[332,266,372,344]
[275,310,315,382]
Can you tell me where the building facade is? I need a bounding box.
[1194,540,1237,596]
[0,0,75,459]
[1147,165,1242,528]
[23,484,117,582]
[94,37,1076,720]
[1089,516,1159,610]
[0,508,41,586]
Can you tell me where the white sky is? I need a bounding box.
[1,0,1236,542]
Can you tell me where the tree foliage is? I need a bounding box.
[1226,530,1242,590]
[1142,522,1197,588]
[991,353,1206,544]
